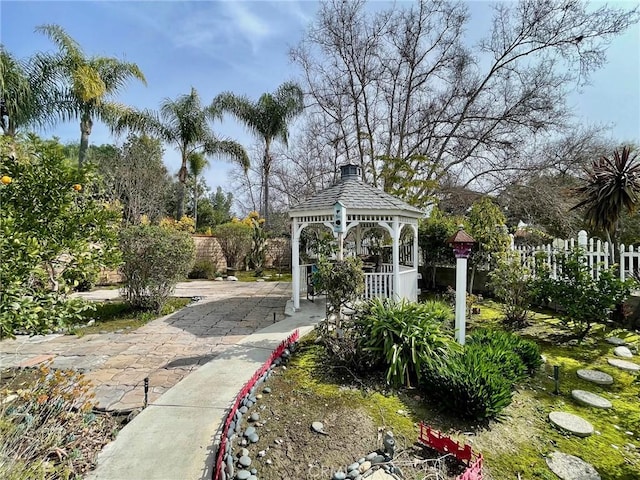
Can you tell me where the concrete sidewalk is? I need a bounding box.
[87,299,324,480]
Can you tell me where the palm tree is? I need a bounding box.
[36,24,146,167]
[114,88,249,218]
[187,151,209,228]
[212,81,304,226]
[572,146,640,261]
[0,46,60,137]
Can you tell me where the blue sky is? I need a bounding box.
[2,0,639,194]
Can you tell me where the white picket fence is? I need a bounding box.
[512,230,640,282]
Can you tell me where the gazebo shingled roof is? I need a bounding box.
[289,166,423,216]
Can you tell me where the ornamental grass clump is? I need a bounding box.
[356,298,457,387]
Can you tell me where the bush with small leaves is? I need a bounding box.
[188,259,218,279]
[488,252,534,328]
[119,225,195,312]
[0,364,118,479]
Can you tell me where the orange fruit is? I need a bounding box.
[1,175,12,185]
[73,184,82,191]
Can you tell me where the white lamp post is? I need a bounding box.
[448,226,475,345]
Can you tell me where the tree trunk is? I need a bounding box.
[78,114,93,168]
[193,174,198,228]
[176,157,188,219]
[606,229,615,265]
[262,146,271,227]
[176,181,185,219]
[468,263,476,294]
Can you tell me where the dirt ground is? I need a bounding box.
[236,364,466,480]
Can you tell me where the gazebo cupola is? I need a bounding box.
[288,164,424,310]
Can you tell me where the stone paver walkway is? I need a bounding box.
[0,281,291,411]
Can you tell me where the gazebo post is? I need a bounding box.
[413,224,419,301]
[392,217,400,300]
[291,217,300,310]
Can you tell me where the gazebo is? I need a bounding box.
[289,164,424,310]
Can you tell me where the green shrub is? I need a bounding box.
[420,328,541,419]
[0,135,120,337]
[119,225,195,312]
[532,250,636,338]
[421,349,514,420]
[468,328,542,373]
[188,259,218,279]
[356,298,457,387]
[215,222,252,270]
[313,257,365,326]
[488,252,533,328]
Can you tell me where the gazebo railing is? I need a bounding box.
[398,266,418,300]
[299,263,416,301]
[363,272,393,299]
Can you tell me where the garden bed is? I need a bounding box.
[221,303,640,480]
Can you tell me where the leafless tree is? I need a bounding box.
[291,0,639,204]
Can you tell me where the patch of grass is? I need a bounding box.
[233,268,292,282]
[73,297,191,335]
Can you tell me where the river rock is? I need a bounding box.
[311,421,325,433]
[359,461,372,473]
[613,346,633,358]
[333,472,346,480]
[238,455,251,467]
[607,358,640,372]
[546,451,601,480]
[248,433,259,443]
[244,426,256,437]
[238,448,249,458]
[236,470,251,480]
[263,387,271,394]
[347,462,359,472]
[549,411,594,437]
[249,413,260,422]
[606,337,626,346]
[576,369,613,385]
[571,390,612,409]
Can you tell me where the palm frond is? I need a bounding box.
[202,138,250,172]
[35,24,83,61]
[572,146,640,233]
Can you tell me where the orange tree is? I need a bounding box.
[0,134,120,337]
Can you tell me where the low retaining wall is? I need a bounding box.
[418,423,483,480]
[213,329,300,480]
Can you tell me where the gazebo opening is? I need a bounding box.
[289,164,424,310]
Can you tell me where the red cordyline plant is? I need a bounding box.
[572,146,640,260]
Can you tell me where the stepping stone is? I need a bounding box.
[576,369,613,385]
[546,451,601,480]
[607,358,640,372]
[606,337,627,346]
[613,346,633,358]
[571,390,612,409]
[548,411,594,437]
